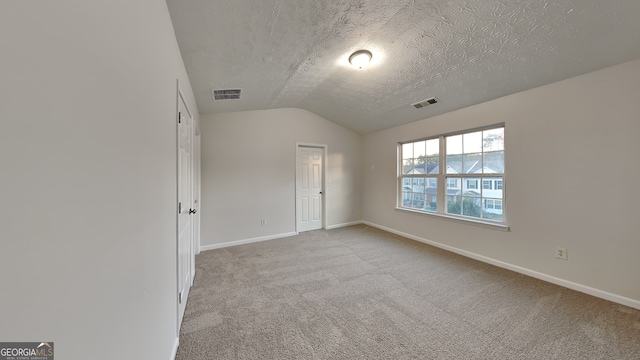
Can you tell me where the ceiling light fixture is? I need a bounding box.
[349,50,372,69]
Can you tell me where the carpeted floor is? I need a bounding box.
[176,225,640,359]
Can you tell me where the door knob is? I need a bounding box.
[319,191,323,194]
[189,209,197,215]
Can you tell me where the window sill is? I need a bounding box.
[395,207,510,232]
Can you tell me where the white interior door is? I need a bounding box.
[297,146,324,232]
[177,91,193,331]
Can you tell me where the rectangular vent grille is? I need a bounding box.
[412,97,438,109]
[213,89,241,100]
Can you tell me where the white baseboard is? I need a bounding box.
[362,221,640,310]
[200,231,298,251]
[169,337,179,360]
[326,221,363,230]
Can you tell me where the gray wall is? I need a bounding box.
[362,58,640,307]
[0,1,199,359]
[200,108,362,248]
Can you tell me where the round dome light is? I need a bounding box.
[349,50,373,69]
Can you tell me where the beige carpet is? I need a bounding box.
[176,225,640,359]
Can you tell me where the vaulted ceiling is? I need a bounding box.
[166,0,640,134]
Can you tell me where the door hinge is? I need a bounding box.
[178,112,182,124]
[179,292,182,304]
[178,202,182,214]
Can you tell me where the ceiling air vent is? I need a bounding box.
[212,89,241,100]
[412,97,438,109]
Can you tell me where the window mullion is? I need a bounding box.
[438,135,446,214]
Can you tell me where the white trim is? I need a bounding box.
[395,207,509,231]
[362,221,640,310]
[169,337,179,360]
[326,221,363,230]
[200,232,298,251]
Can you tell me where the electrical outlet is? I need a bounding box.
[261,219,266,226]
[555,247,568,260]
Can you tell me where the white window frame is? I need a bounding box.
[397,124,507,230]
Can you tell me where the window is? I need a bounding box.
[484,199,493,209]
[495,200,503,210]
[399,126,505,224]
[483,199,503,210]
[400,138,440,212]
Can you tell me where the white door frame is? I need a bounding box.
[295,143,328,233]
[192,119,201,259]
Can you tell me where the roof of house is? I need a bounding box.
[405,160,504,175]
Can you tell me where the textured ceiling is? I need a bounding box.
[166,0,640,134]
